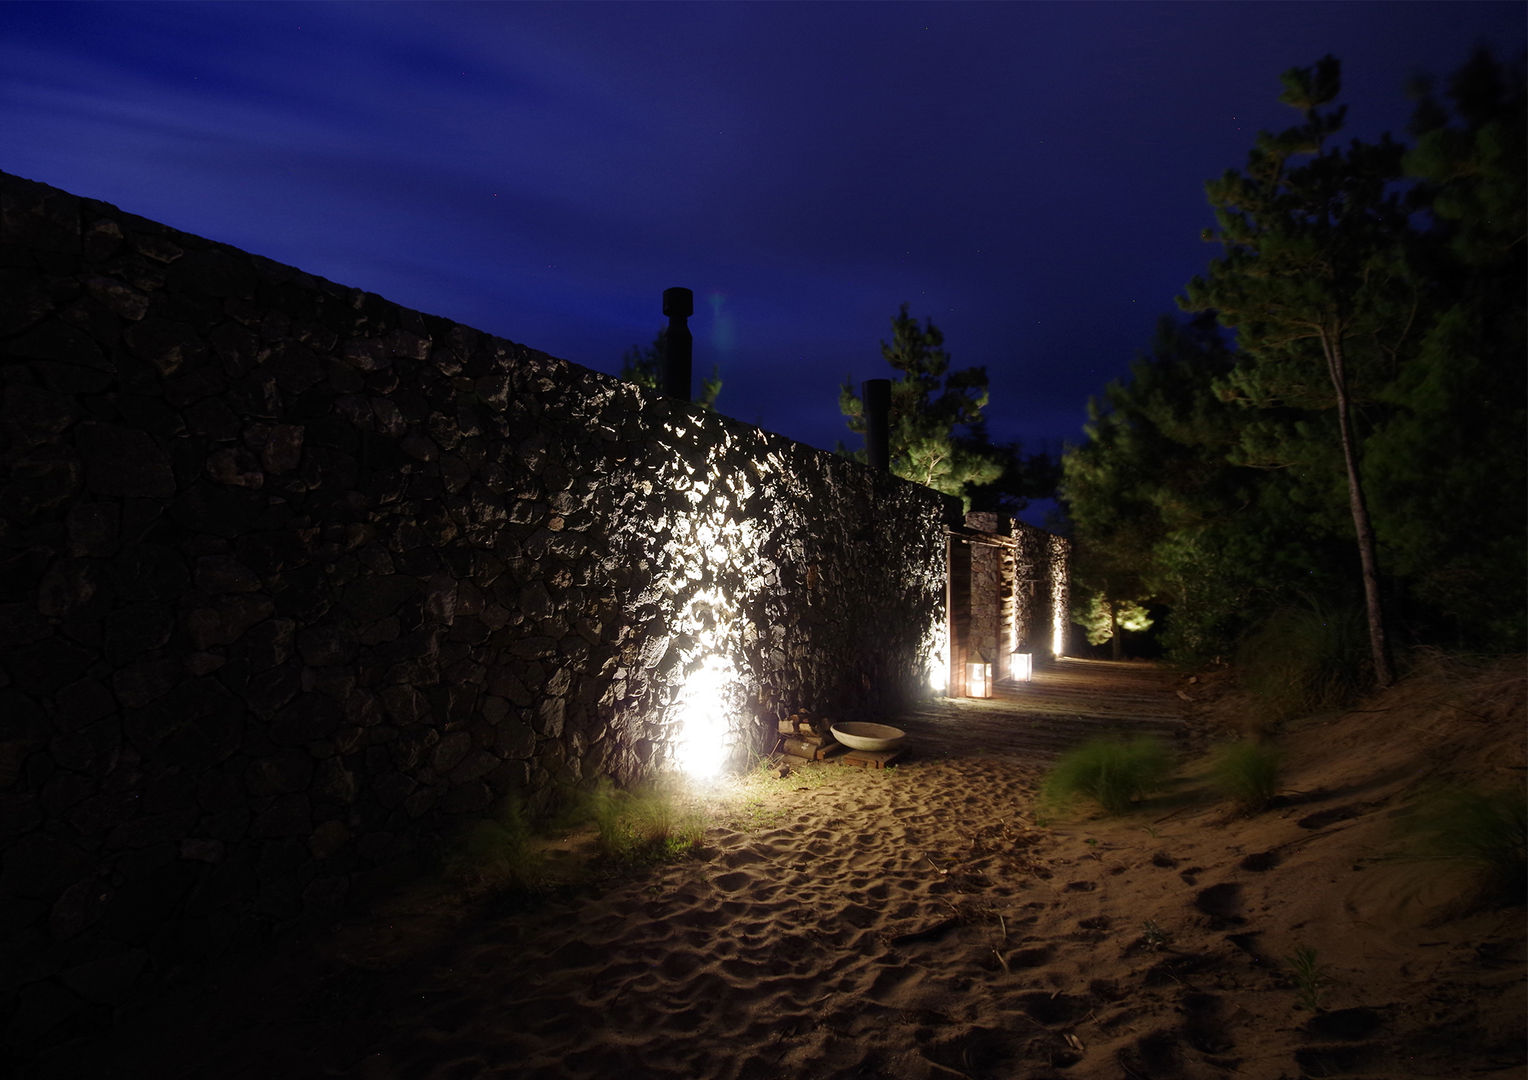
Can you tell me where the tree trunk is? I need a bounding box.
[1109,601,1122,661]
[1323,333,1395,688]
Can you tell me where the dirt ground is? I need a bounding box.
[20,655,1526,1079]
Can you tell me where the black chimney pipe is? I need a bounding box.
[661,287,693,400]
[863,377,891,472]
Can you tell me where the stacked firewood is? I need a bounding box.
[776,707,843,761]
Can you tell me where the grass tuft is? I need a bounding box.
[1040,736,1174,816]
[442,796,545,895]
[1286,946,1330,1011]
[1237,602,1367,727]
[1395,785,1527,906]
[1209,739,1284,814]
[589,778,706,866]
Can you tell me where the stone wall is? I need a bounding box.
[957,512,1070,684]
[0,170,953,1050]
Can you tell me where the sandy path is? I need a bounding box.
[21,658,1525,1079]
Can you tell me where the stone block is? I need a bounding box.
[1,831,95,899]
[269,694,340,746]
[296,624,356,667]
[534,696,566,739]
[439,780,491,815]
[183,594,275,649]
[103,602,173,663]
[431,731,472,774]
[249,793,312,838]
[312,759,358,805]
[243,751,313,797]
[342,574,420,621]
[123,316,206,375]
[194,555,261,594]
[167,246,255,299]
[241,660,301,713]
[38,770,93,815]
[111,657,181,708]
[402,787,435,819]
[378,684,428,727]
[449,749,499,785]
[307,820,349,861]
[302,874,349,912]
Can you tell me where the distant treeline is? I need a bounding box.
[1063,49,1525,670]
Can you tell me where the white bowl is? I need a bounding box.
[830,722,906,753]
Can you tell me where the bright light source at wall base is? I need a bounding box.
[673,655,737,781]
[926,626,950,694]
[1011,652,1033,682]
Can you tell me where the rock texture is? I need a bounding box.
[0,170,953,1051]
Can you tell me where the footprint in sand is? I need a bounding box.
[1295,1042,1383,1075]
[866,963,923,1003]
[722,846,769,868]
[1305,1006,1385,1041]
[1182,991,1234,1054]
[1005,945,1052,969]
[837,902,879,928]
[1193,881,1245,929]
[711,870,754,893]
[1238,849,1280,872]
[1119,1030,1183,1076]
[1296,803,1365,829]
[1015,989,1088,1025]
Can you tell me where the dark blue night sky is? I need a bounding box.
[4,1,1522,488]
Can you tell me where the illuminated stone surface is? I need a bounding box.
[0,170,951,1046]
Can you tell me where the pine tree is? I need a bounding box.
[1061,313,1325,661]
[1367,48,1527,645]
[839,304,1004,509]
[1182,56,1411,686]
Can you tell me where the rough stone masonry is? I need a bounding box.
[0,170,953,1050]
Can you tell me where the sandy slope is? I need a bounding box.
[23,657,1526,1079]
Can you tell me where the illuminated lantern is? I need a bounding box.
[967,654,993,699]
[1011,652,1033,682]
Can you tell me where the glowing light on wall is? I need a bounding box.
[652,429,758,780]
[1048,534,1070,658]
[925,622,949,694]
[673,654,737,780]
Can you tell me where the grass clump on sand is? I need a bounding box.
[1395,785,1527,906]
[1237,602,1367,728]
[443,775,711,893]
[589,779,706,866]
[1210,739,1284,814]
[442,796,545,895]
[1286,946,1331,1011]
[1041,736,1174,816]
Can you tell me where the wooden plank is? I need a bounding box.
[839,748,903,769]
[783,738,844,760]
